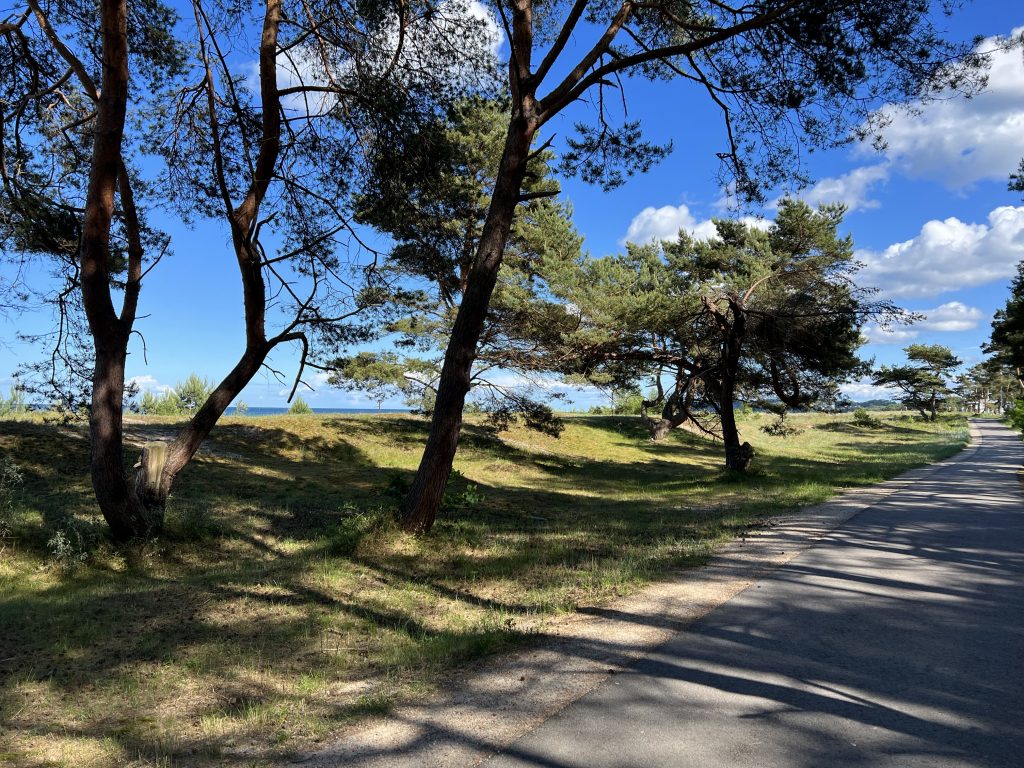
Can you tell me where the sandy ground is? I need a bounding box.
[293,423,981,768]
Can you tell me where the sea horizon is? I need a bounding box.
[227,406,411,416]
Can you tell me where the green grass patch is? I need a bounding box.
[0,409,968,766]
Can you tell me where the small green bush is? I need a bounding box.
[138,373,214,415]
[443,469,486,510]
[289,396,313,415]
[851,407,882,428]
[46,519,97,567]
[760,415,801,437]
[326,504,392,555]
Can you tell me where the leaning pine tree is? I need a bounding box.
[398,0,986,532]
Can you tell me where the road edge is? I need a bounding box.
[296,421,981,768]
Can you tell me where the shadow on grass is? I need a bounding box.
[0,413,970,767]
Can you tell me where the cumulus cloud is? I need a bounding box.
[622,203,770,246]
[861,324,918,345]
[841,380,897,402]
[862,28,1024,189]
[622,203,720,245]
[127,375,171,395]
[855,205,1024,298]
[777,163,890,212]
[916,301,985,332]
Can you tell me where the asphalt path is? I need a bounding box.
[483,420,1024,768]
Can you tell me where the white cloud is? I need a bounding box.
[861,324,918,345]
[778,163,890,212]
[622,203,769,246]
[916,301,985,332]
[863,29,1024,189]
[623,203,719,245]
[841,380,897,402]
[855,205,1024,298]
[127,375,172,395]
[466,0,503,58]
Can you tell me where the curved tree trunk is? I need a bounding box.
[132,0,286,518]
[398,114,536,534]
[139,344,271,508]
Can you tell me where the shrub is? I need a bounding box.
[234,400,249,416]
[138,373,214,415]
[0,455,23,537]
[851,407,882,428]
[442,469,486,510]
[46,519,97,567]
[288,396,313,414]
[0,381,27,417]
[326,504,392,555]
[760,418,801,437]
[611,389,645,415]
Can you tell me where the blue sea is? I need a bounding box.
[227,407,410,416]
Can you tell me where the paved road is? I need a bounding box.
[483,420,1024,768]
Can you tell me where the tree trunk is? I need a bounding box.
[140,345,269,507]
[79,0,157,539]
[398,114,536,534]
[647,418,676,441]
[128,0,285,516]
[720,304,751,472]
[720,374,748,471]
[91,338,161,538]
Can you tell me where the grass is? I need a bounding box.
[0,409,968,767]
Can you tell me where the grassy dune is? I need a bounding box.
[0,410,967,767]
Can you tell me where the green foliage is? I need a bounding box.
[46,519,97,568]
[957,361,1020,414]
[289,396,313,415]
[1010,160,1024,197]
[873,345,962,420]
[442,470,485,511]
[0,380,28,416]
[0,454,22,538]
[138,373,214,416]
[541,200,889,455]
[1006,399,1024,433]
[337,98,583,433]
[760,417,801,437]
[611,389,645,415]
[234,400,249,416]
[988,260,1024,373]
[851,408,882,428]
[175,373,214,414]
[326,504,394,556]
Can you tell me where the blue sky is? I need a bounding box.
[2,1,1023,409]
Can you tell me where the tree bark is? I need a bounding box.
[79,0,158,539]
[720,373,749,471]
[144,345,271,506]
[398,113,536,533]
[720,300,751,472]
[129,0,285,515]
